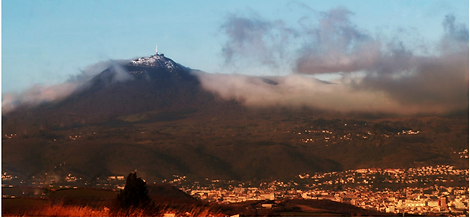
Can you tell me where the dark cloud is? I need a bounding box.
[220,12,298,70]
[440,14,469,52]
[211,9,469,114]
[351,14,469,112]
[353,49,468,113]
[295,7,378,74]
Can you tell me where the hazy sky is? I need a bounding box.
[2,0,469,93]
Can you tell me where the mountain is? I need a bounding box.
[2,53,468,183]
[4,54,243,129]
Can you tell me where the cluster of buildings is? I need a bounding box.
[398,129,420,135]
[176,165,468,216]
[1,171,127,192]
[2,165,468,216]
[297,127,421,145]
[3,133,17,139]
[68,135,81,140]
[456,149,469,159]
[300,186,468,215]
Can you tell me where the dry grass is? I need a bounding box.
[3,203,225,217]
[3,204,110,217]
[160,205,219,217]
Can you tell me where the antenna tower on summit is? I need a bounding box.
[156,44,158,55]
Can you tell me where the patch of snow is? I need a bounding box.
[130,54,178,71]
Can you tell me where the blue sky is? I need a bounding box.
[2,0,469,93]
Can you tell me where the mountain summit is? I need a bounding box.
[129,53,180,71]
[124,53,196,81]
[85,53,196,91]
[3,53,240,129]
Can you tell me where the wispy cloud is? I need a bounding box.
[220,11,298,72]
[350,14,469,112]
[2,59,132,114]
[2,83,80,114]
[206,8,469,114]
[295,7,380,74]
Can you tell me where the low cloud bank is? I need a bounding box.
[211,7,468,115]
[197,73,463,115]
[2,60,132,114]
[2,83,80,114]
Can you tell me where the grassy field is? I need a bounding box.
[2,186,225,217]
[2,198,224,217]
[50,188,118,199]
[2,198,49,208]
[277,211,344,217]
[2,187,399,217]
[2,198,50,215]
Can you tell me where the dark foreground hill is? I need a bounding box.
[2,54,468,183]
[2,185,398,217]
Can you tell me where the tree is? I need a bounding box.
[117,172,150,209]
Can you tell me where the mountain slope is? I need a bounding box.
[2,53,468,183]
[2,53,340,181]
[3,54,244,130]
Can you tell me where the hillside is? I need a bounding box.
[2,54,468,183]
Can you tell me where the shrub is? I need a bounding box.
[116,172,150,209]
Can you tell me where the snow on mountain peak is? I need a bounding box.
[129,54,178,71]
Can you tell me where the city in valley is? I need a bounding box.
[3,112,469,216]
[3,164,468,216]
